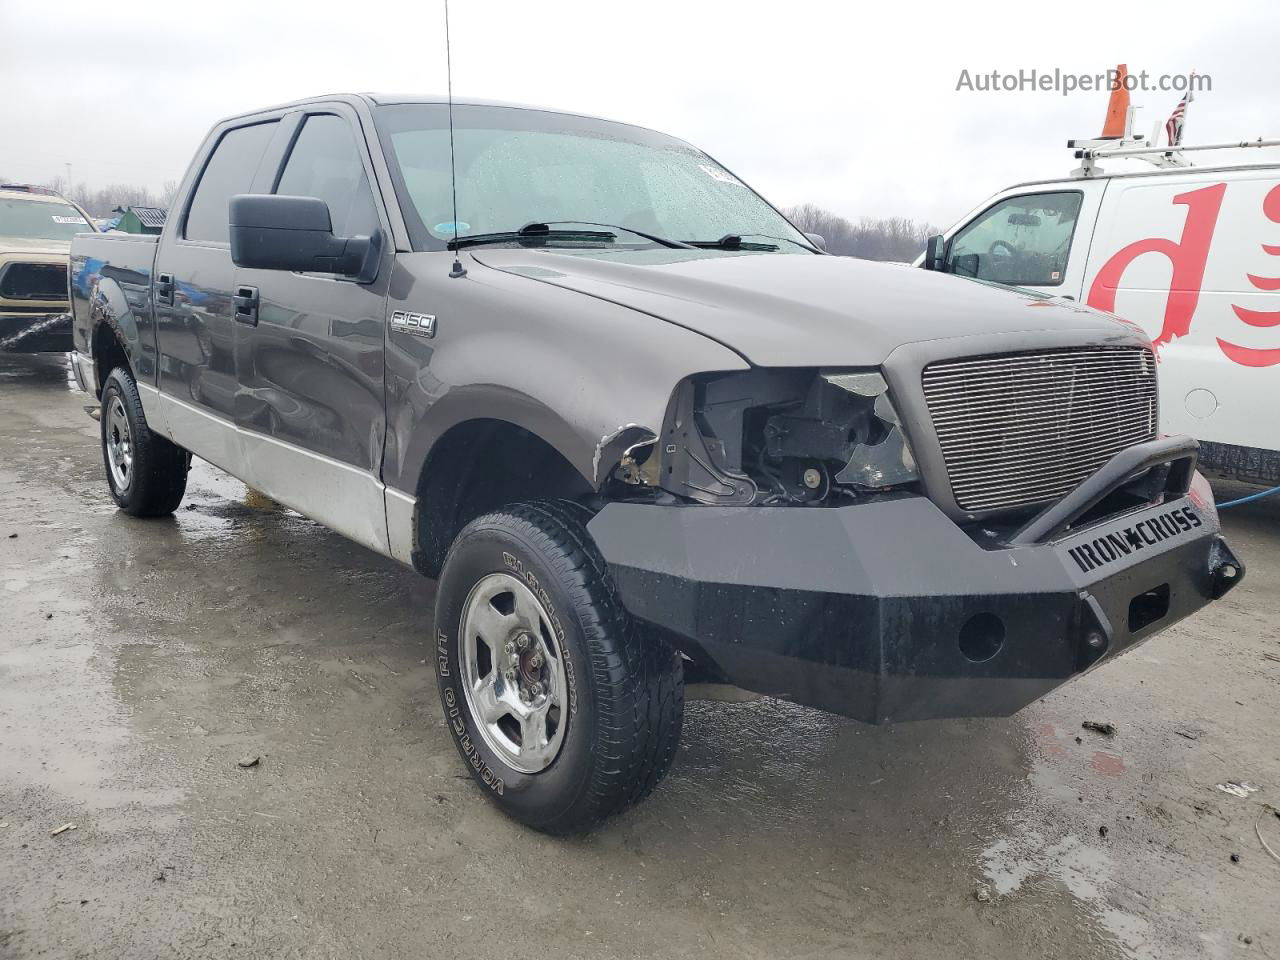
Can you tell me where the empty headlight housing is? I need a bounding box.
[653,368,919,505]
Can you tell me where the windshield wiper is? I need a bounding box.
[685,234,781,252]
[448,222,616,250]
[448,220,694,251]
[536,221,694,250]
[686,233,822,252]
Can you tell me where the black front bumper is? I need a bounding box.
[588,437,1242,724]
[0,312,72,352]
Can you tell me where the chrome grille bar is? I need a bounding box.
[921,346,1158,512]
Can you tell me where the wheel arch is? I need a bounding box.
[88,277,142,394]
[406,414,596,578]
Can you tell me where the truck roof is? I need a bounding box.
[215,93,648,136]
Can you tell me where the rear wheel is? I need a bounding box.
[434,500,683,834]
[100,367,189,516]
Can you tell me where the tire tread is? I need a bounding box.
[443,499,683,832]
[102,368,188,517]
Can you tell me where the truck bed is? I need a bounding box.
[68,232,159,392]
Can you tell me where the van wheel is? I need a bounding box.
[434,500,683,834]
[101,367,189,517]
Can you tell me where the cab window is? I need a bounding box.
[274,114,379,239]
[947,191,1082,287]
[184,121,278,244]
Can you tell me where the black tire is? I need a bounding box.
[100,367,189,517]
[434,499,683,834]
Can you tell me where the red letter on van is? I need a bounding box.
[1087,183,1227,350]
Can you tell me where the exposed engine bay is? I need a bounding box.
[613,369,920,505]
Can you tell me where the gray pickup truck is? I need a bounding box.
[69,94,1243,833]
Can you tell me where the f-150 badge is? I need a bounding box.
[391,310,436,338]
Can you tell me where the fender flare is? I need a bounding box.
[88,274,143,373]
[394,384,609,496]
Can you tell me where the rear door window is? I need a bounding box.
[184,121,278,244]
[948,191,1083,287]
[274,114,379,239]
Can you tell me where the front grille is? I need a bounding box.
[0,262,67,301]
[922,346,1158,512]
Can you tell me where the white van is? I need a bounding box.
[923,152,1280,485]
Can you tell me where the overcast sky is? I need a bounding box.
[2,0,1276,228]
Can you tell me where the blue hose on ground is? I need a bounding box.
[1217,484,1280,509]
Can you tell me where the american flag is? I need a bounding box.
[1165,78,1195,147]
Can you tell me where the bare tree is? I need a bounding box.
[36,175,171,218]
[787,204,938,262]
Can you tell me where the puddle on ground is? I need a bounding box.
[979,720,1156,960]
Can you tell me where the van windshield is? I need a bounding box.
[374,103,812,254]
[0,197,92,241]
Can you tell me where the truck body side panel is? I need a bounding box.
[380,251,750,499]
[69,232,160,393]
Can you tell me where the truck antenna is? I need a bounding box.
[444,0,466,279]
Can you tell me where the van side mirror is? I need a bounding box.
[804,232,827,252]
[923,234,947,271]
[229,194,382,283]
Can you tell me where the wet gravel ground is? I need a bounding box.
[1,352,1278,960]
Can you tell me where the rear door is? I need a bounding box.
[231,105,395,555]
[1082,166,1280,454]
[153,117,281,473]
[936,180,1106,300]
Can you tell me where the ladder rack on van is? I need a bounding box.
[1068,137,1280,178]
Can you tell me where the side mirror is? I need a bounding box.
[923,233,947,271]
[804,231,827,252]
[229,194,382,283]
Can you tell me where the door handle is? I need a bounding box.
[233,286,259,326]
[156,273,175,306]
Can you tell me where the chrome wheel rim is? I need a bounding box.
[460,572,568,774]
[105,396,133,492]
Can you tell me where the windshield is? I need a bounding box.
[0,196,91,241]
[374,103,811,254]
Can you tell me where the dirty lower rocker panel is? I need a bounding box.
[587,495,1239,724]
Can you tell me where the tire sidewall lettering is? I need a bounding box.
[437,646,506,796]
[500,550,578,712]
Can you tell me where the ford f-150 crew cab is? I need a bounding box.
[69,94,1243,834]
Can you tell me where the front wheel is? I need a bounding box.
[100,367,189,516]
[434,500,683,834]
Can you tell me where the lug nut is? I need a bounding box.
[529,652,543,669]
[504,640,517,657]
[516,633,531,650]
[530,681,543,697]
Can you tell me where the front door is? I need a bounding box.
[231,107,394,555]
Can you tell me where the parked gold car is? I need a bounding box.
[1,186,94,352]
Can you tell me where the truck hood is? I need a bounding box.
[471,248,1136,366]
[0,236,73,258]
